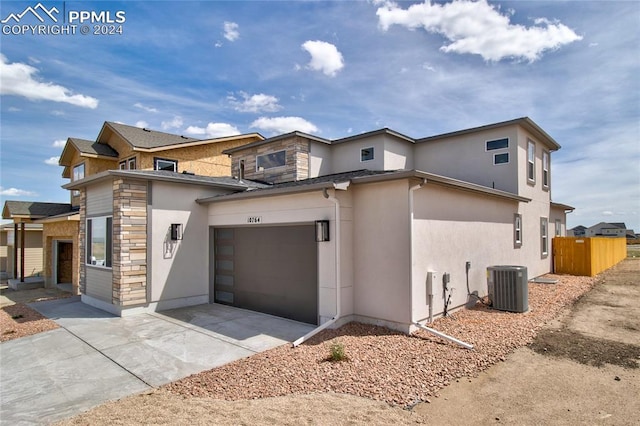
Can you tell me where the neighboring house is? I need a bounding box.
[568,225,587,237]
[1,201,75,282]
[2,122,264,294]
[66,117,574,334]
[570,222,635,239]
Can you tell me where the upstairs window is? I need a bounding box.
[542,151,549,189]
[72,163,85,197]
[494,153,509,165]
[119,157,137,170]
[486,138,509,151]
[87,216,112,268]
[256,150,286,170]
[527,140,536,183]
[361,147,374,162]
[154,158,178,172]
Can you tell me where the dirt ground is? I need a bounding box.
[54,258,639,425]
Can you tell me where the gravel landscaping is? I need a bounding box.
[166,273,597,407]
[0,303,59,342]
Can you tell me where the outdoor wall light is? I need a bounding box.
[170,223,183,241]
[315,220,330,242]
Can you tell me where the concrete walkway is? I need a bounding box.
[0,297,314,425]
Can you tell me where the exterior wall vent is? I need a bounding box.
[487,265,528,313]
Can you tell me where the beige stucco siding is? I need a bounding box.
[149,181,226,307]
[332,135,386,174]
[309,142,332,178]
[412,185,519,321]
[414,126,519,193]
[0,231,7,275]
[352,180,411,326]
[207,190,353,323]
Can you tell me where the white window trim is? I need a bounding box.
[527,140,536,184]
[360,147,375,162]
[86,215,113,269]
[154,157,178,172]
[256,150,286,171]
[514,213,522,247]
[494,152,509,165]
[72,163,85,197]
[542,150,550,190]
[555,219,562,237]
[541,217,549,258]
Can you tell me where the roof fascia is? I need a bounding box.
[130,133,265,153]
[332,128,415,145]
[222,131,331,155]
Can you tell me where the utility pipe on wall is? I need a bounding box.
[292,183,347,347]
[409,178,427,325]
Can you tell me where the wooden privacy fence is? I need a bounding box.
[553,237,627,277]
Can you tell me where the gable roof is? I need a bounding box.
[332,128,415,145]
[2,201,74,220]
[102,122,200,149]
[416,117,561,151]
[59,137,119,167]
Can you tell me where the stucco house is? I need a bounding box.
[1,122,264,294]
[65,117,573,335]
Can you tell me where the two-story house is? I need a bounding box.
[2,122,263,295]
[66,117,573,335]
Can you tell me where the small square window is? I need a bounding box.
[494,153,509,165]
[361,147,374,162]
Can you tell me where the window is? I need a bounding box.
[361,147,374,162]
[486,138,509,151]
[86,216,112,267]
[494,153,509,165]
[154,158,178,172]
[119,157,136,170]
[72,163,85,196]
[73,163,85,181]
[540,217,548,257]
[542,151,549,189]
[555,219,562,237]
[256,150,286,170]
[514,214,522,247]
[527,140,536,183]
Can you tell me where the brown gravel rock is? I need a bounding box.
[165,274,598,407]
[0,303,59,342]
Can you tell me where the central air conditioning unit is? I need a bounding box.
[487,265,528,313]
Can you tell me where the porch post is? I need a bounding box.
[13,223,18,280]
[20,222,25,282]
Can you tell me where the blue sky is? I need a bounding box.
[1,0,638,231]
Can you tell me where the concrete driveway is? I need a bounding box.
[0,297,314,425]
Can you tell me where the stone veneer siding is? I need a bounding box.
[231,135,310,184]
[112,178,148,306]
[78,190,86,295]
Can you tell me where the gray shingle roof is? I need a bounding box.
[69,138,119,157]
[2,201,74,219]
[115,170,269,189]
[106,122,200,149]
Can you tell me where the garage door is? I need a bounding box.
[213,225,318,325]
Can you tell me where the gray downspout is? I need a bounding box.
[292,184,344,347]
[409,178,427,325]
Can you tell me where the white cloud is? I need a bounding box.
[8,106,20,112]
[134,102,158,113]
[52,139,66,148]
[215,41,223,48]
[161,116,183,130]
[44,156,60,165]
[0,187,37,197]
[184,122,240,138]
[301,40,345,77]
[0,54,99,108]
[228,92,282,113]
[223,21,239,41]
[135,120,149,128]
[602,211,614,216]
[376,0,583,62]
[250,116,319,135]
